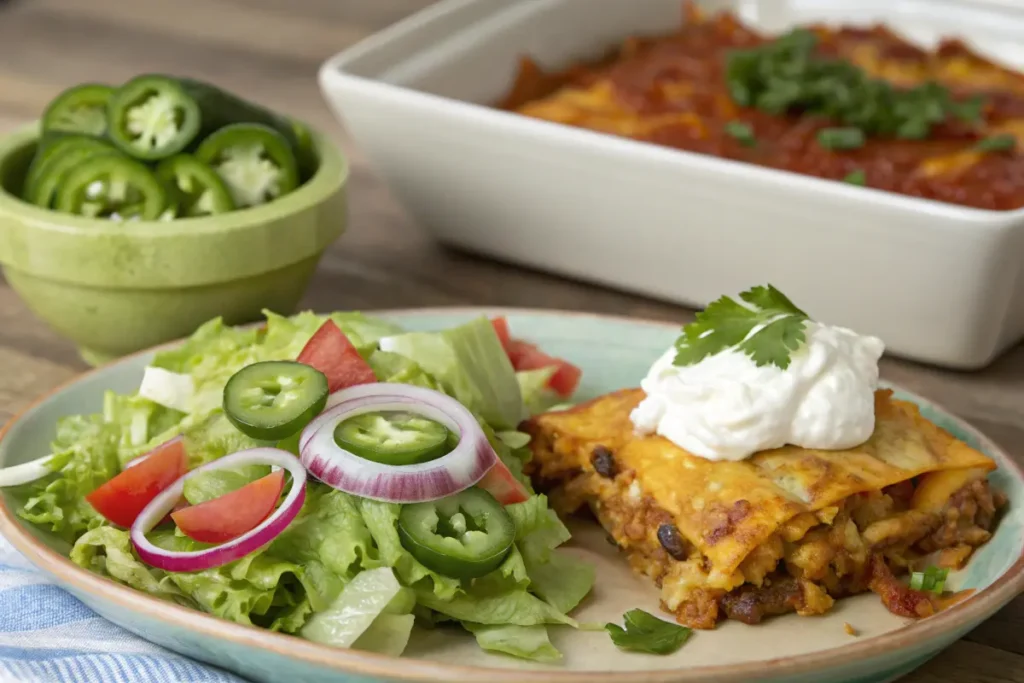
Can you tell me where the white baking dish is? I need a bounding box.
[319,0,1024,369]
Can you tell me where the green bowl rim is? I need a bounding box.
[0,119,348,238]
[0,307,1022,683]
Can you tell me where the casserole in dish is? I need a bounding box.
[319,0,1024,369]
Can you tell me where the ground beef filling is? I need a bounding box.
[712,478,1003,626]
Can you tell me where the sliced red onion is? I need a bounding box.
[130,448,306,572]
[299,383,497,503]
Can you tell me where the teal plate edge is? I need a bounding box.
[0,307,1021,683]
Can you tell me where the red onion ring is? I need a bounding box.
[299,383,497,503]
[130,448,306,572]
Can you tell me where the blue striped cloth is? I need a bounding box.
[0,535,248,683]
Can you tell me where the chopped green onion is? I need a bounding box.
[818,127,866,150]
[843,169,866,186]
[909,566,949,594]
[974,134,1016,153]
[724,121,757,146]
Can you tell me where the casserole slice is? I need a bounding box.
[524,388,1004,628]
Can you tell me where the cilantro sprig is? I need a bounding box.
[606,609,692,655]
[673,284,810,370]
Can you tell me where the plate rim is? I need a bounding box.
[1,306,1021,683]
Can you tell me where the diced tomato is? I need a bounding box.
[172,470,286,544]
[490,317,513,354]
[505,340,582,398]
[85,439,188,528]
[477,460,530,505]
[297,320,377,393]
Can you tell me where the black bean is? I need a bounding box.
[657,524,688,561]
[590,445,617,478]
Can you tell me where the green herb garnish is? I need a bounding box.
[843,169,866,186]
[606,609,692,655]
[974,134,1016,153]
[724,121,757,146]
[818,127,866,150]
[673,284,809,370]
[909,566,950,594]
[725,30,984,143]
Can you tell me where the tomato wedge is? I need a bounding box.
[476,460,530,505]
[86,438,187,528]
[297,320,376,393]
[505,340,582,398]
[490,317,513,354]
[171,470,286,544]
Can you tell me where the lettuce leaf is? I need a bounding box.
[516,368,561,416]
[463,623,562,663]
[15,415,121,541]
[301,567,404,649]
[379,317,524,430]
[269,486,375,587]
[353,613,416,656]
[508,495,595,614]
[415,582,575,627]
[357,499,461,600]
[69,526,181,601]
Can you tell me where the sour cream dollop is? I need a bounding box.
[630,321,885,461]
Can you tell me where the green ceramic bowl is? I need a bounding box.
[0,122,348,366]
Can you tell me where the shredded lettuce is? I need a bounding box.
[464,623,562,663]
[357,499,462,600]
[14,415,121,541]
[378,317,525,430]
[17,310,592,662]
[301,567,404,648]
[354,613,416,656]
[517,368,561,416]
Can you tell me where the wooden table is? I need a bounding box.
[0,1,1020,681]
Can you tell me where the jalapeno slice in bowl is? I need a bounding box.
[156,154,235,217]
[334,411,451,466]
[53,154,168,220]
[42,83,114,137]
[224,361,329,441]
[398,488,515,579]
[196,123,299,208]
[107,75,202,161]
[23,135,112,204]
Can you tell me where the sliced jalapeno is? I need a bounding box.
[196,123,299,208]
[23,135,111,203]
[42,83,114,137]
[107,75,202,161]
[334,411,452,466]
[29,146,120,209]
[156,154,235,217]
[53,154,168,220]
[223,361,329,441]
[398,488,515,579]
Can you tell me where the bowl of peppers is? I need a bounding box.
[0,75,348,365]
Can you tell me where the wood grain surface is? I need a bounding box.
[0,1,1021,681]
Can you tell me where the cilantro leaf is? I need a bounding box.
[673,284,809,370]
[606,609,692,655]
